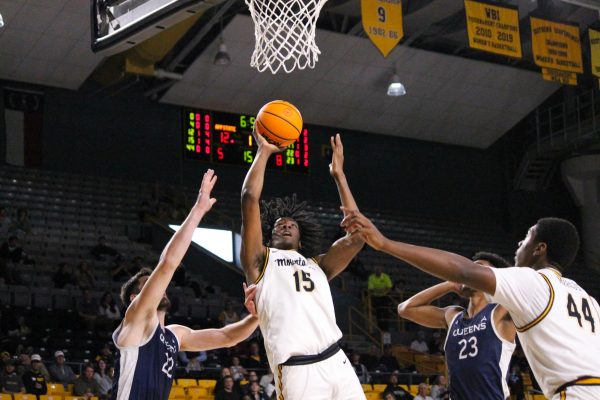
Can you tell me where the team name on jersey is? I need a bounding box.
[452,316,487,337]
[160,333,177,354]
[274,257,307,267]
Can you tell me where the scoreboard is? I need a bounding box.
[183,108,309,173]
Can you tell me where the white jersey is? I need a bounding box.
[255,248,342,367]
[490,267,600,399]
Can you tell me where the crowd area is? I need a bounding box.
[0,200,534,400]
[0,328,532,400]
[0,341,460,400]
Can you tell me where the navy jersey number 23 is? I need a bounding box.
[444,304,515,400]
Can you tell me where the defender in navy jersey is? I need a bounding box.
[344,212,600,399]
[398,252,516,400]
[111,170,259,400]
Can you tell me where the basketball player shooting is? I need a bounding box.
[342,211,600,400]
[241,131,366,400]
[398,252,516,400]
[111,169,259,400]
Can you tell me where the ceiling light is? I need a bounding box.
[0,12,4,28]
[387,74,406,97]
[214,17,230,66]
[214,41,231,66]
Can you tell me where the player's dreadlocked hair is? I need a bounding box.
[260,194,324,257]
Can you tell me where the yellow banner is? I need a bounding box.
[542,68,577,85]
[464,0,521,58]
[362,0,403,57]
[531,17,583,73]
[589,29,600,77]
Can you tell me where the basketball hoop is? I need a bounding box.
[245,0,327,73]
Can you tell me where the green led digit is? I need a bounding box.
[243,150,254,163]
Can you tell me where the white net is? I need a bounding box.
[245,0,327,73]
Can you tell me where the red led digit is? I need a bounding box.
[221,131,230,144]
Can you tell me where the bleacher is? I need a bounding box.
[0,164,233,317]
[0,163,521,305]
[169,379,217,400]
[0,382,99,400]
[4,162,598,326]
[0,165,239,372]
[2,164,596,400]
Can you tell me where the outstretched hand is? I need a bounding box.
[243,282,258,317]
[195,169,218,213]
[252,126,287,154]
[340,208,387,250]
[329,133,344,178]
[450,282,476,298]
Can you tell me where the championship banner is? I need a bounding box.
[362,0,403,57]
[542,68,577,85]
[589,28,600,78]
[531,17,583,73]
[464,0,521,58]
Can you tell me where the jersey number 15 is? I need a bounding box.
[293,271,315,292]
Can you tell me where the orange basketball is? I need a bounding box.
[255,100,303,147]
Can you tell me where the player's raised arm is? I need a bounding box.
[316,134,364,279]
[329,134,358,211]
[240,129,285,283]
[397,282,463,329]
[124,170,217,324]
[169,284,259,351]
[341,209,497,294]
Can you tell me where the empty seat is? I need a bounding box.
[39,395,63,400]
[187,387,210,399]
[13,395,39,400]
[197,379,217,391]
[64,397,96,400]
[10,285,32,307]
[33,290,53,309]
[168,386,186,399]
[176,378,198,388]
[52,289,73,310]
[0,284,10,304]
[46,383,67,395]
